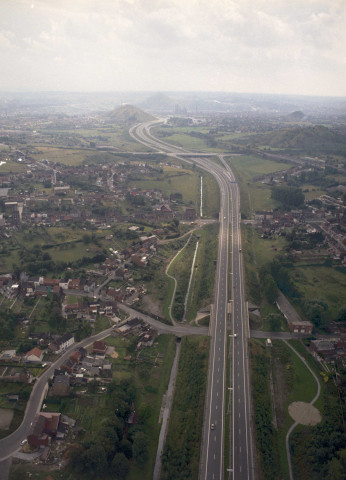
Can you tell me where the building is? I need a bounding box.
[49,333,74,354]
[51,375,70,396]
[25,347,44,363]
[92,341,107,355]
[276,291,313,334]
[27,412,61,448]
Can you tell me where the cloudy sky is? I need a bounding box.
[1,0,345,96]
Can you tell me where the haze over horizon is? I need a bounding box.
[1,0,346,97]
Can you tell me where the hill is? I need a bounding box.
[106,105,155,124]
[267,125,345,147]
[285,111,305,122]
[263,125,346,157]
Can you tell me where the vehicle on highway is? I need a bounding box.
[211,423,215,430]
[239,248,242,252]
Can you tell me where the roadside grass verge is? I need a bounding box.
[186,223,218,322]
[160,336,210,480]
[169,235,197,322]
[201,171,220,218]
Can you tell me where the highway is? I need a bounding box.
[0,119,254,480]
[130,121,254,480]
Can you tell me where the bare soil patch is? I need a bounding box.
[0,408,14,429]
[141,294,164,317]
[288,401,321,426]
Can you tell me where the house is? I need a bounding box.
[0,350,19,362]
[27,412,61,448]
[59,279,69,290]
[63,302,87,316]
[49,333,74,354]
[35,285,50,297]
[25,347,44,363]
[276,291,313,334]
[67,278,81,290]
[311,340,336,359]
[51,375,70,396]
[69,348,86,364]
[60,359,75,374]
[92,341,107,355]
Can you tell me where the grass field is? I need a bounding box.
[242,224,287,319]
[152,126,218,152]
[0,159,27,173]
[291,265,346,320]
[161,336,209,480]
[227,155,292,217]
[31,146,93,166]
[128,165,200,208]
[186,223,218,321]
[201,171,220,218]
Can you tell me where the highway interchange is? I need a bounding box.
[130,121,254,480]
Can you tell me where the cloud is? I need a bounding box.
[0,0,345,95]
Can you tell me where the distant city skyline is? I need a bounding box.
[1,0,345,97]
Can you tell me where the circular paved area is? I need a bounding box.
[288,401,321,426]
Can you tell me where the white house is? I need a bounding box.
[25,347,44,362]
[49,333,75,354]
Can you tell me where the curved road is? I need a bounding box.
[0,326,114,461]
[0,306,207,464]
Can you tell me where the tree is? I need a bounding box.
[119,439,132,459]
[337,306,346,322]
[271,185,305,208]
[327,457,344,480]
[132,432,149,464]
[82,444,107,477]
[111,452,129,478]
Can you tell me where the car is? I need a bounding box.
[233,333,237,338]
[211,423,215,430]
[20,439,27,446]
[239,248,242,252]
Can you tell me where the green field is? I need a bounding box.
[242,224,288,320]
[291,265,346,320]
[0,159,27,173]
[161,336,209,480]
[226,155,292,217]
[128,165,200,208]
[201,170,220,218]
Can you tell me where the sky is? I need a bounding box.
[0,0,345,96]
